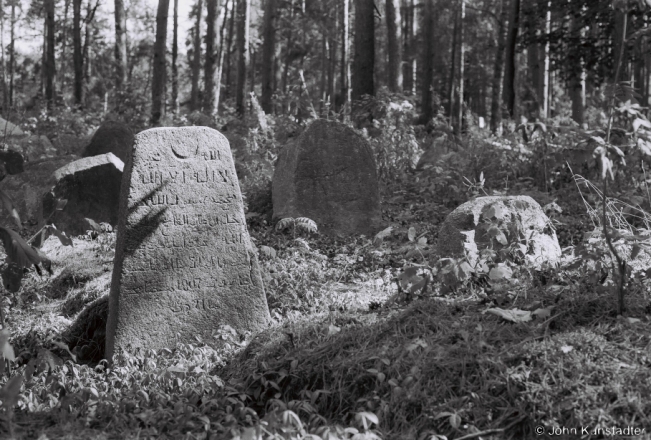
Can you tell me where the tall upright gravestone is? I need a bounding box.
[106,127,270,359]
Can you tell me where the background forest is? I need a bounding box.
[0,0,650,439]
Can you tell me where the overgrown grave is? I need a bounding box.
[106,126,270,359]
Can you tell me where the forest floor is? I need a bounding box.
[0,174,651,440]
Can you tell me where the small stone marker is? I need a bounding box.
[272,119,381,236]
[106,127,269,359]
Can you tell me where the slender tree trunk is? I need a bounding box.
[542,2,550,118]
[204,0,219,114]
[190,0,203,111]
[447,7,458,121]
[569,13,583,124]
[402,0,413,94]
[528,42,541,116]
[235,0,250,115]
[151,0,170,125]
[59,0,71,94]
[225,0,235,96]
[260,0,277,112]
[502,0,520,118]
[45,0,56,108]
[73,0,83,104]
[457,0,465,132]
[490,0,506,133]
[1,0,7,111]
[327,2,337,110]
[351,0,374,101]
[8,0,15,107]
[215,0,229,112]
[340,0,351,106]
[171,0,179,113]
[115,0,128,91]
[419,0,434,123]
[282,0,295,95]
[613,9,628,82]
[386,0,402,92]
[41,19,46,98]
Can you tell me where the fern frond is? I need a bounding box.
[295,217,318,234]
[276,217,295,231]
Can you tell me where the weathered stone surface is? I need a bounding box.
[106,127,269,359]
[0,148,25,178]
[438,195,561,269]
[0,155,77,229]
[43,154,124,237]
[0,117,24,136]
[7,135,57,161]
[272,119,381,236]
[82,121,135,164]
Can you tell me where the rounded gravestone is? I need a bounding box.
[272,119,381,236]
[438,195,561,269]
[42,154,124,237]
[106,127,270,360]
[82,121,135,164]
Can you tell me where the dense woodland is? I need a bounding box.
[0,0,650,439]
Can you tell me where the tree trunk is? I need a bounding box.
[447,7,458,122]
[569,13,583,125]
[502,0,520,118]
[341,0,351,105]
[1,0,7,111]
[402,0,413,94]
[204,0,219,115]
[527,42,542,116]
[59,0,71,94]
[235,0,250,115]
[327,1,337,111]
[151,0,170,125]
[542,2,550,118]
[114,0,128,91]
[419,0,434,123]
[490,0,506,133]
[190,0,203,112]
[457,0,465,133]
[44,0,56,108]
[8,0,14,107]
[386,0,402,92]
[225,0,236,97]
[215,0,229,112]
[260,0,277,112]
[171,0,179,113]
[351,0,374,101]
[613,9,628,82]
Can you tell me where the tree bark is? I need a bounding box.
[44,0,56,108]
[235,0,250,115]
[457,0,465,133]
[73,0,83,104]
[8,0,14,107]
[351,0,374,101]
[1,0,7,110]
[341,0,351,106]
[527,42,542,115]
[260,0,277,112]
[542,2,550,118]
[502,0,520,118]
[386,0,402,92]
[204,0,220,115]
[215,0,229,112]
[490,0,506,133]
[59,0,71,94]
[171,0,179,113]
[225,0,236,97]
[151,0,170,125]
[402,0,414,94]
[447,7,458,122]
[613,9,628,82]
[190,0,203,112]
[419,0,434,123]
[83,0,100,85]
[114,0,128,91]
